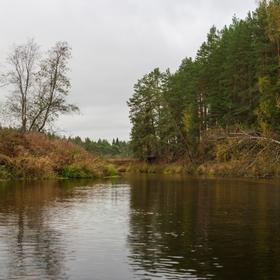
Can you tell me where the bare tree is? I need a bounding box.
[2,40,78,132]
[4,39,39,132]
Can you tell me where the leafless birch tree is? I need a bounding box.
[2,39,78,132]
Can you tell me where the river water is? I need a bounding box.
[0,175,280,279]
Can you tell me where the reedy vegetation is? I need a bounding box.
[128,0,280,177]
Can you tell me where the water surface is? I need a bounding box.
[0,176,280,279]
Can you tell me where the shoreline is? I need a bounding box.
[116,161,279,180]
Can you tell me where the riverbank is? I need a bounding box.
[115,136,280,179]
[119,160,279,179]
[2,127,279,180]
[0,128,117,180]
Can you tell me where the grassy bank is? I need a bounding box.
[0,128,117,180]
[2,128,279,180]
[121,135,280,179]
[126,162,195,175]
[125,160,280,179]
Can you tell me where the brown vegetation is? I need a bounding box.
[0,128,116,180]
[197,130,280,178]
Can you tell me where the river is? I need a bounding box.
[0,175,279,279]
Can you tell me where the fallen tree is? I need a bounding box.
[197,129,280,178]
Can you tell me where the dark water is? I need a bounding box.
[0,176,280,280]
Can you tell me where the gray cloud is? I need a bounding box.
[0,0,257,140]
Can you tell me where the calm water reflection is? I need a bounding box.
[0,176,280,279]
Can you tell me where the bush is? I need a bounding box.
[0,166,12,179]
[14,155,55,179]
[103,164,118,177]
[59,166,91,178]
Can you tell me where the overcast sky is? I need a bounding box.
[0,0,257,140]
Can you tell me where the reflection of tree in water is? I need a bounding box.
[127,176,280,279]
[127,176,213,279]
[0,180,88,280]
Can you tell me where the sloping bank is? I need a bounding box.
[0,128,117,180]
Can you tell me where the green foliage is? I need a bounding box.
[103,164,118,177]
[0,166,11,180]
[128,68,188,161]
[128,0,280,163]
[59,166,92,179]
[70,137,132,158]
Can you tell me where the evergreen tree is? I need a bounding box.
[128,0,280,161]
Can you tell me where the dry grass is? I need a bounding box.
[0,128,116,179]
[127,162,195,175]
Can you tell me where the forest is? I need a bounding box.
[70,136,132,158]
[128,0,280,177]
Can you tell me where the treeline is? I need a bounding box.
[128,0,280,162]
[70,137,132,158]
